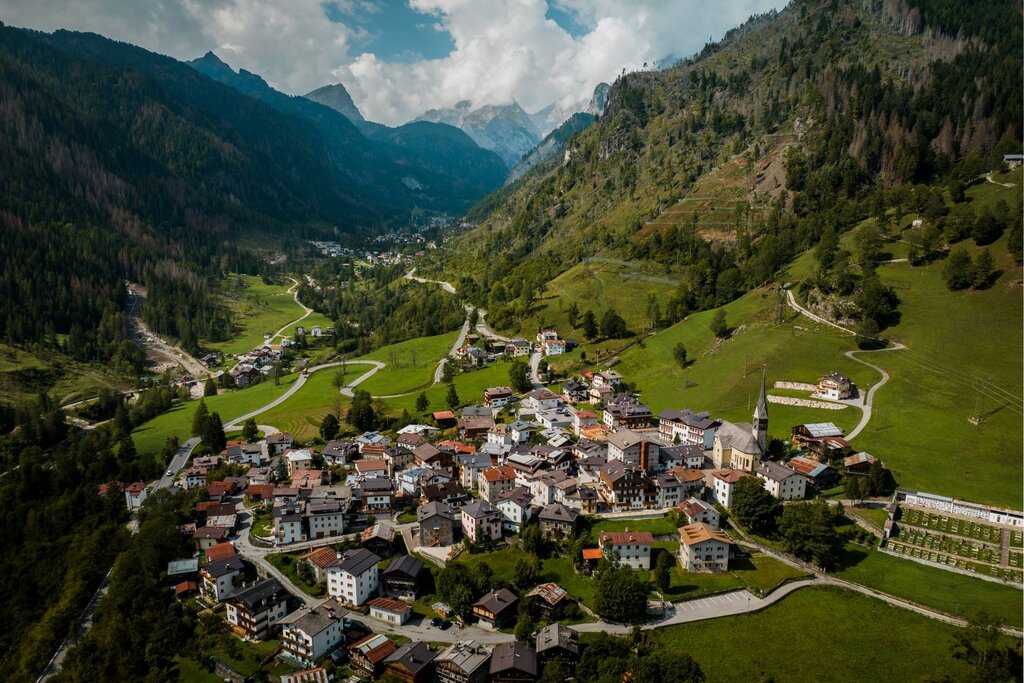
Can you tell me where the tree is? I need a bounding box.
[672,342,688,369]
[972,249,995,288]
[509,360,532,393]
[347,389,377,433]
[567,301,579,328]
[441,359,456,383]
[593,562,648,623]
[600,309,628,339]
[539,657,569,683]
[854,224,883,269]
[519,524,543,557]
[513,555,539,589]
[203,378,217,397]
[654,550,673,592]
[331,368,346,390]
[709,309,728,338]
[779,499,842,569]
[319,413,340,441]
[844,476,865,502]
[855,317,881,349]
[581,310,599,340]
[514,611,535,642]
[191,399,209,437]
[866,460,891,496]
[973,207,1003,245]
[730,476,782,534]
[951,614,1023,682]
[415,392,429,412]
[646,294,661,329]
[942,249,975,290]
[633,651,706,683]
[202,412,227,454]
[241,418,258,443]
[445,383,461,410]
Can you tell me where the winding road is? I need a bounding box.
[268,277,314,344]
[784,287,906,440]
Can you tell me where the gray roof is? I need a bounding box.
[716,421,761,455]
[283,599,349,636]
[472,588,518,616]
[756,460,801,483]
[204,556,245,578]
[330,548,381,576]
[230,578,289,610]
[497,487,534,508]
[167,558,199,576]
[606,429,643,449]
[384,641,436,674]
[538,503,578,524]
[382,555,424,580]
[489,642,537,676]
[417,501,455,521]
[799,422,844,438]
[435,640,491,675]
[535,623,579,656]
[461,499,500,519]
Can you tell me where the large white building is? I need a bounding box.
[280,599,350,667]
[598,531,653,570]
[678,522,733,572]
[327,548,381,606]
[307,499,345,539]
[756,460,807,500]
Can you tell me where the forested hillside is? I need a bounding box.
[430,0,1021,337]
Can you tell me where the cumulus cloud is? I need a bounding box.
[0,0,784,125]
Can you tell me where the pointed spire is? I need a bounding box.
[753,365,768,454]
[755,365,768,420]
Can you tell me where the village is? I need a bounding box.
[107,326,1024,683]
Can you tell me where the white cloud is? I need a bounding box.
[0,0,785,125]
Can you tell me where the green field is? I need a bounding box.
[354,330,460,396]
[612,287,871,440]
[641,587,977,682]
[258,369,348,441]
[590,516,681,537]
[266,552,327,597]
[207,275,310,356]
[835,543,1023,627]
[131,375,299,456]
[379,362,511,416]
[662,549,807,599]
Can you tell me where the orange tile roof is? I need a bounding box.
[301,546,339,569]
[480,466,516,483]
[355,460,387,473]
[599,531,654,546]
[205,543,237,562]
[678,522,732,546]
[712,468,752,484]
[582,548,603,560]
[670,467,706,483]
[367,596,410,613]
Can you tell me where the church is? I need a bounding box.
[711,369,768,472]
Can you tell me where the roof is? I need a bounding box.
[538,503,578,524]
[362,523,397,544]
[712,468,752,485]
[797,422,845,438]
[606,429,644,449]
[820,372,852,383]
[845,452,878,467]
[461,499,500,519]
[193,525,230,540]
[787,456,834,478]
[480,466,516,483]
[599,531,654,546]
[385,641,436,674]
[175,580,198,596]
[669,467,707,483]
[679,498,712,518]
[351,633,397,663]
[581,548,603,560]
[330,548,382,576]
[535,623,579,655]
[716,420,761,455]
[204,543,237,562]
[167,558,199,576]
[529,388,560,401]
[472,588,518,615]
[383,555,424,579]
[229,578,288,610]
[756,460,801,482]
[433,411,456,420]
[489,642,537,676]
[301,546,339,569]
[284,599,349,637]
[679,522,733,547]
[203,555,245,579]
[435,640,491,674]
[354,459,388,473]
[525,582,568,607]
[417,501,455,521]
[368,596,412,614]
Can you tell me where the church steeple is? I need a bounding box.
[753,366,768,454]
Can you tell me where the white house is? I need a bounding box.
[123,482,149,511]
[711,468,752,508]
[598,531,653,570]
[274,507,305,545]
[200,556,245,602]
[327,549,381,606]
[280,599,350,667]
[678,497,721,529]
[496,487,534,533]
[755,460,807,501]
[307,499,345,540]
[679,522,733,572]
[817,372,854,400]
[367,596,413,625]
[286,449,314,476]
[226,578,291,640]
[527,388,563,412]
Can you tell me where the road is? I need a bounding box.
[126,284,209,378]
[529,349,544,387]
[784,286,906,441]
[37,436,202,682]
[404,268,457,294]
[268,277,314,344]
[475,308,511,342]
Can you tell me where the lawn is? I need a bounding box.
[847,506,889,529]
[266,552,328,598]
[834,542,1023,627]
[207,275,310,357]
[590,516,680,538]
[354,330,461,397]
[640,587,978,682]
[450,547,529,586]
[539,554,599,609]
[612,286,871,440]
[258,369,349,441]
[661,549,807,600]
[378,362,511,416]
[131,374,299,457]
[180,633,280,680]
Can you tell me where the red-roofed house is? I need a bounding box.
[205,542,237,563]
[124,481,148,511]
[598,531,654,570]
